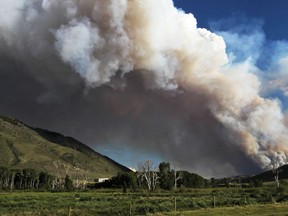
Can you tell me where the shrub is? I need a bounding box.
[277,185,288,194]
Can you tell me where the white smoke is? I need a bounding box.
[0,0,287,175]
[266,56,288,97]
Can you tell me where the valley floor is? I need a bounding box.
[151,204,288,216]
[0,188,288,215]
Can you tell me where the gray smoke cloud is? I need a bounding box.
[0,0,287,177]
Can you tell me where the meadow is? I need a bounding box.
[1,187,288,215]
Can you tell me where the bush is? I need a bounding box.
[136,204,158,214]
[276,185,288,195]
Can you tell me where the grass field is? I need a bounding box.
[151,204,288,216]
[1,187,288,215]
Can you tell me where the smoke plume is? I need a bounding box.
[0,0,287,177]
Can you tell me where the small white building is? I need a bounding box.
[95,178,109,183]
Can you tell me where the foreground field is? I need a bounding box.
[0,188,288,215]
[151,204,288,216]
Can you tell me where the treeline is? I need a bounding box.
[0,167,73,191]
[0,162,267,192]
[89,161,209,191]
[211,177,264,188]
[90,161,267,191]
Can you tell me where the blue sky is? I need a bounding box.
[97,144,164,170]
[175,0,288,108]
[174,0,288,41]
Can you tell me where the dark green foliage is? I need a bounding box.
[0,166,10,189]
[0,166,59,191]
[211,178,217,188]
[277,184,288,194]
[39,172,54,190]
[248,179,264,188]
[249,179,263,188]
[64,175,74,191]
[159,162,173,190]
[91,172,138,192]
[179,171,208,188]
[22,168,39,189]
[223,178,230,188]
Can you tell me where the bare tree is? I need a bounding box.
[136,171,144,188]
[75,178,80,189]
[138,160,159,191]
[272,161,281,188]
[152,169,160,191]
[82,173,88,189]
[138,160,152,191]
[74,165,88,190]
[172,164,182,190]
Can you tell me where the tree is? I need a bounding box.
[64,175,74,191]
[136,171,144,188]
[159,162,173,190]
[272,163,281,188]
[39,172,54,190]
[9,170,16,190]
[14,169,24,189]
[224,178,230,188]
[0,167,10,190]
[211,178,217,188]
[151,169,159,191]
[138,160,159,191]
[180,171,207,188]
[22,169,39,189]
[0,167,56,191]
[171,164,182,190]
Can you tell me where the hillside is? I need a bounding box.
[251,164,288,182]
[214,165,288,187]
[0,115,130,180]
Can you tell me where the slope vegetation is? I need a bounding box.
[0,115,130,180]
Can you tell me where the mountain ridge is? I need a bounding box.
[0,114,131,180]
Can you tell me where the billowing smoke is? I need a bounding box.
[0,0,287,177]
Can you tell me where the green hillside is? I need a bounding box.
[0,115,130,180]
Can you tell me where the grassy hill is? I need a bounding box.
[214,165,288,187]
[0,115,130,180]
[251,164,288,182]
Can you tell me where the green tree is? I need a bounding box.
[0,167,10,190]
[64,175,74,191]
[159,162,173,190]
[39,172,54,190]
[224,178,230,188]
[179,171,207,188]
[211,178,217,188]
[14,169,24,189]
[108,172,138,191]
[22,169,39,189]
